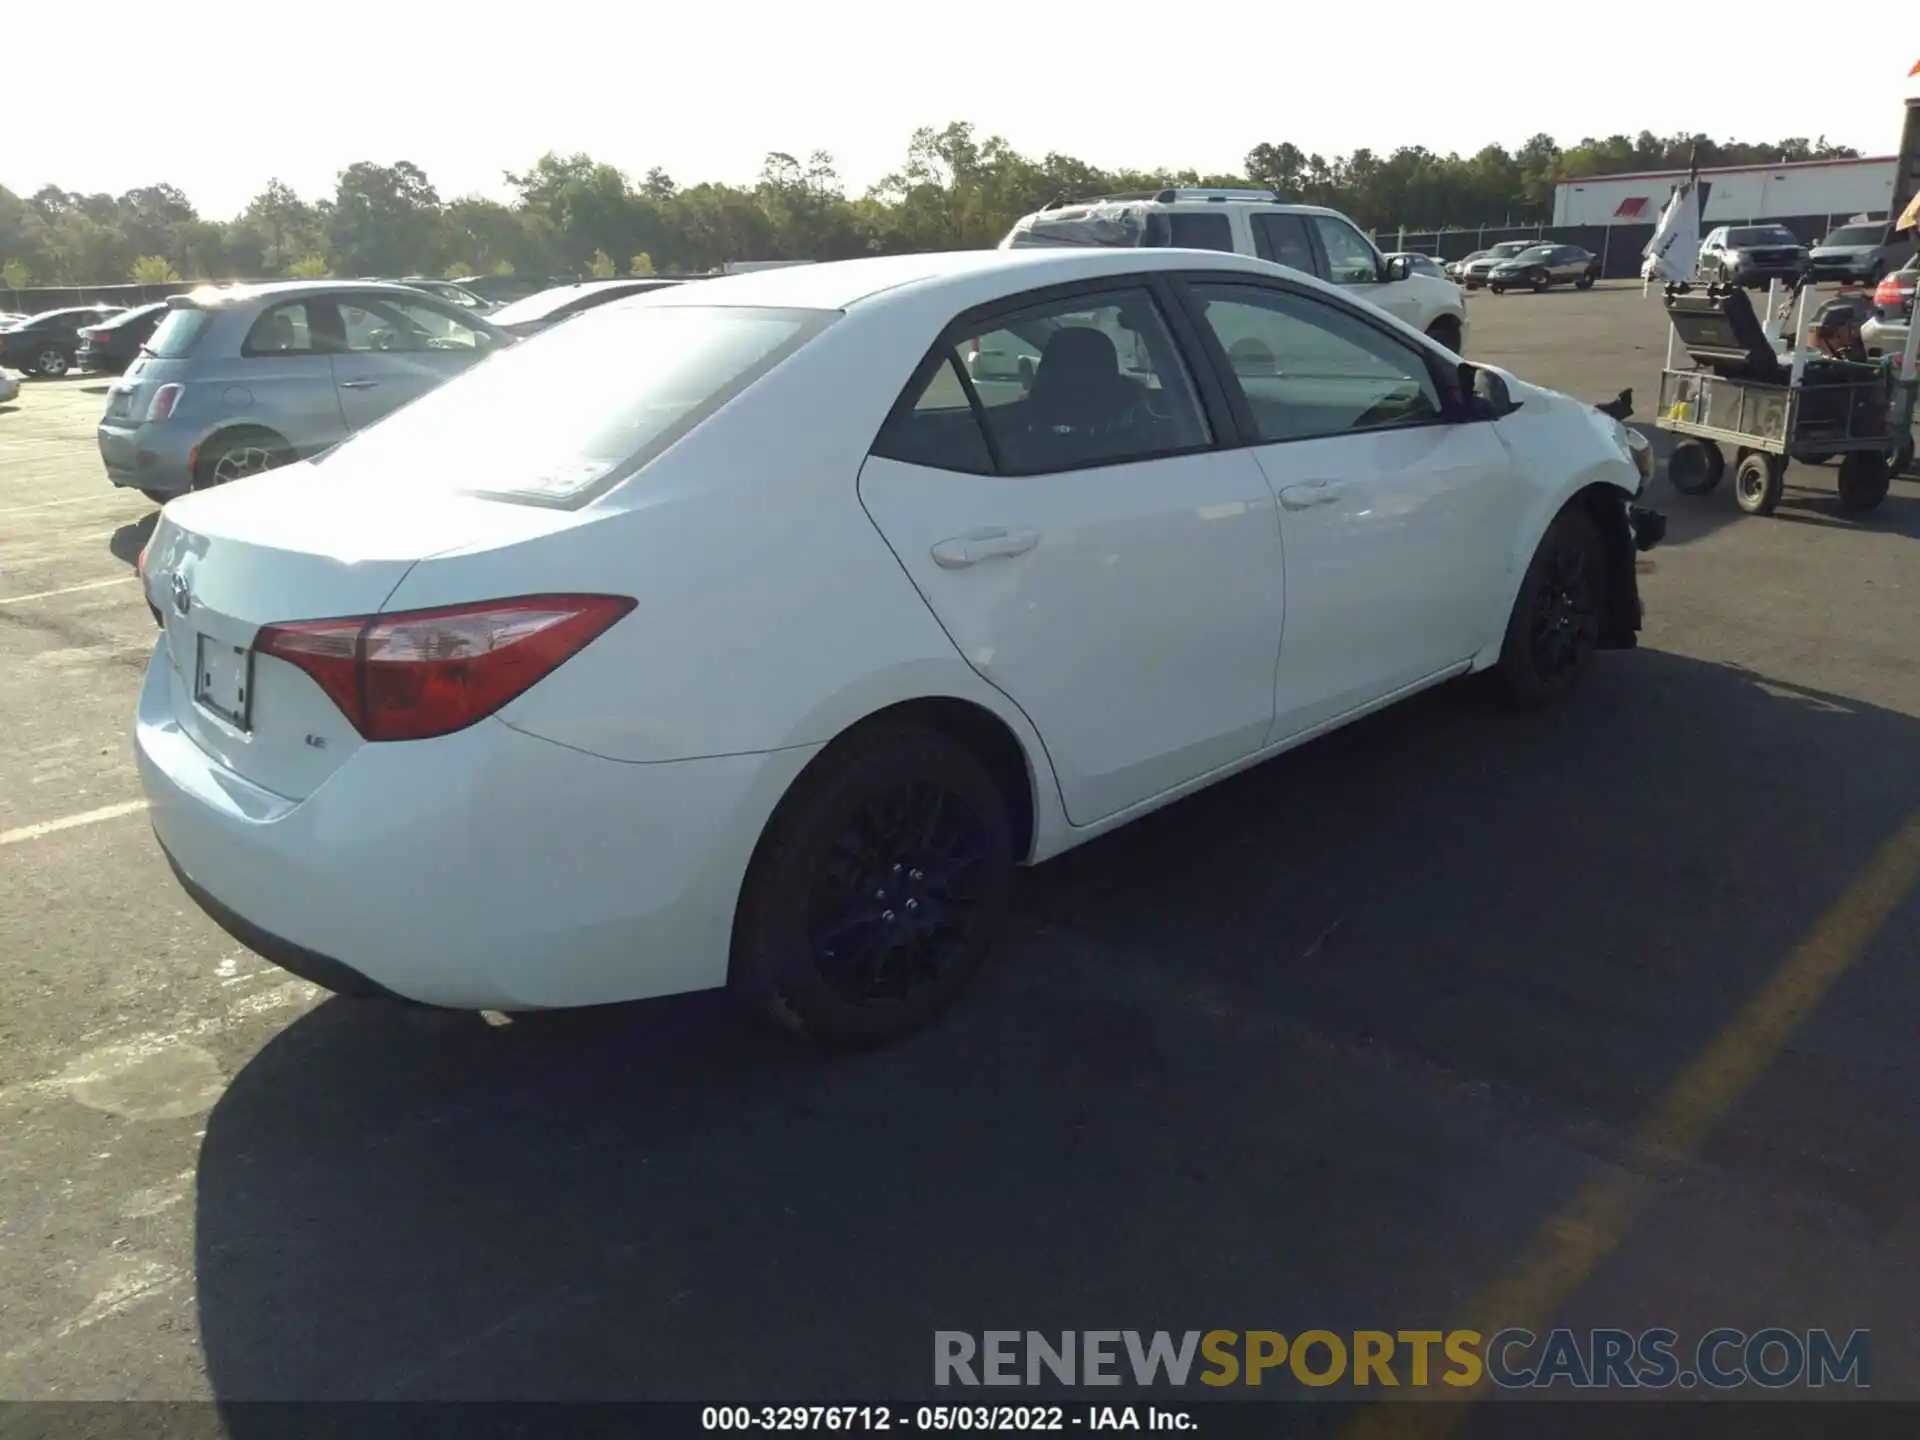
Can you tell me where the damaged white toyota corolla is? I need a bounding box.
[134,247,1663,1045]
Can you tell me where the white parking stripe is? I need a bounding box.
[0,494,123,516]
[0,799,150,846]
[0,575,137,605]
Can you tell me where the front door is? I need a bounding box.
[858,280,1286,826]
[1175,277,1526,740]
[327,292,497,432]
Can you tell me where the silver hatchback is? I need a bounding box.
[98,279,508,502]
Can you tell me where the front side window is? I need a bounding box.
[242,301,318,356]
[949,288,1211,474]
[1309,216,1382,284]
[1189,283,1442,443]
[338,296,490,353]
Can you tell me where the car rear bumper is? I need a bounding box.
[135,644,818,1010]
[99,419,194,496]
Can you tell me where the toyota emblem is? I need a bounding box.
[169,570,192,617]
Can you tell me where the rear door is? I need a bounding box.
[329,292,498,431]
[857,278,1286,826]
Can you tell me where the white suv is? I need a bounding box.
[1000,188,1469,354]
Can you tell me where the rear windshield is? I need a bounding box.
[1822,225,1885,247]
[147,308,214,357]
[312,303,833,506]
[489,282,674,328]
[1728,227,1798,246]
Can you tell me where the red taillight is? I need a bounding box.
[146,383,184,422]
[137,541,149,577]
[1874,275,1903,308]
[256,594,634,742]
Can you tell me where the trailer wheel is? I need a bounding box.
[1797,451,1835,466]
[1666,438,1724,496]
[1733,451,1785,516]
[1835,451,1890,512]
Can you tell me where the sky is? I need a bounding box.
[4,3,1909,220]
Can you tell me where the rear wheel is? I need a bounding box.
[729,725,1014,1046]
[1667,438,1724,495]
[193,428,293,489]
[1575,271,1597,290]
[1493,506,1606,709]
[1835,450,1890,512]
[32,345,70,378]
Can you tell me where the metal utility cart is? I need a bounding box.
[1653,279,1920,516]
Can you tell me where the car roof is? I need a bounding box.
[641,248,1340,314]
[168,278,445,310]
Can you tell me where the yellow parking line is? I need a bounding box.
[1343,805,1920,1437]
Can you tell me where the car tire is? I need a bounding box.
[1575,271,1596,290]
[1667,438,1724,495]
[1532,269,1552,293]
[729,723,1015,1047]
[1492,505,1606,710]
[31,346,70,378]
[1489,283,1506,295]
[192,428,293,489]
[1425,316,1463,354]
[138,488,171,505]
[1733,450,1785,516]
[1835,450,1890,512]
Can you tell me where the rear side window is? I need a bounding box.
[1252,214,1316,274]
[872,357,995,474]
[1167,213,1234,252]
[146,308,215,358]
[242,302,319,356]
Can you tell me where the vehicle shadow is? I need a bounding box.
[110,512,159,569]
[193,650,1920,1407]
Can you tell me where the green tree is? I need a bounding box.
[1,257,29,291]
[129,255,182,283]
[629,252,654,275]
[327,161,442,275]
[287,253,330,277]
[588,248,616,277]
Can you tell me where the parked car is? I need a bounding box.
[1807,222,1916,286]
[1389,252,1449,281]
[999,188,1470,354]
[98,279,508,503]
[485,278,688,337]
[133,246,1657,1045]
[1697,225,1810,289]
[78,302,169,374]
[454,273,552,304]
[1486,244,1600,294]
[399,277,497,313]
[0,304,126,377]
[1455,242,1535,288]
[0,312,29,329]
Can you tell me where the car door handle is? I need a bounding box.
[1278,481,1344,510]
[930,527,1041,569]
[338,379,379,390]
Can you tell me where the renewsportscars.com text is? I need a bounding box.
[934,1328,1870,1390]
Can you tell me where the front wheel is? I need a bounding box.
[1733,451,1785,516]
[1493,506,1606,709]
[729,725,1014,1046]
[1532,269,1552,293]
[1425,316,1463,355]
[32,346,70,378]
[1489,283,1507,295]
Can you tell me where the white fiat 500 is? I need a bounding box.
[135,247,1661,1044]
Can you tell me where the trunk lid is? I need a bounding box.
[142,454,593,800]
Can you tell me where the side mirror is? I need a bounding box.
[1385,255,1413,283]
[1459,362,1516,417]
[1017,356,1035,386]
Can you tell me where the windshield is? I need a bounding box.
[1491,243,1531,258]
[1821,225,1884,247]
[1509,246,1553,262]
[1729,227,1798,246]
[146,308,214,357]
[312,303,833,505]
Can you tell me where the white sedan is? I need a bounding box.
[134,247,1662,1045]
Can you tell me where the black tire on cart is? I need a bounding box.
[1733,450,1786,516]
[1797,451,1836,466]
[1835,450,1891,512]
[1667,438,1725,495]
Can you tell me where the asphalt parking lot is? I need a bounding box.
[2,288,1919,1422]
